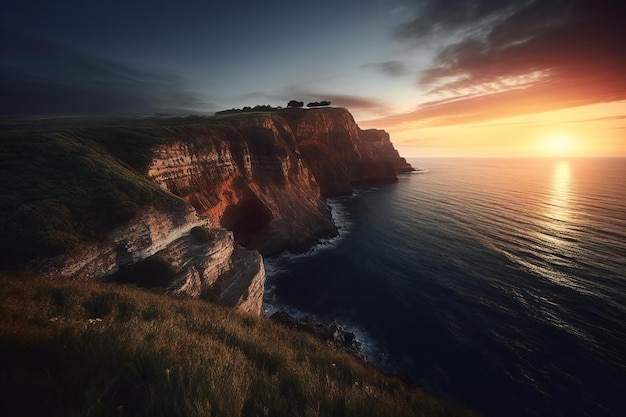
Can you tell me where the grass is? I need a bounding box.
[0,126,187,268]
[0,274,479,417]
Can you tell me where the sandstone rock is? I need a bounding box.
[157,228,265,315]
[44,206,211,280]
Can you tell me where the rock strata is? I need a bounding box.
[157,228,265,314]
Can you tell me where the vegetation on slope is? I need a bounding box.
[0,127,187,269]
[0,274,478,417]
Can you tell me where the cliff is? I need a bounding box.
[0,107,412,314]
[285,108,413,195]
[147,107,413,253]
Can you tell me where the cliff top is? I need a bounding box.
[0,107,354,131]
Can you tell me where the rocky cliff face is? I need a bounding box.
[43,206,264,313]
[44,206,210,280]
[147,107,413,254]
[288,108,412,196]
[147,120,336,256]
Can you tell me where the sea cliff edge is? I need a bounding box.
[0,107,413,315]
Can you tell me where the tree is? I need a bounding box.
[287,100,304,108]
[306,100,331,108]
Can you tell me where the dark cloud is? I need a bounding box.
[393,0,626,123]
[362,60,410,77]
[0,30,213,116]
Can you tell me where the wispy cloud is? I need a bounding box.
[387,0,626,125]
[0,30,214,115]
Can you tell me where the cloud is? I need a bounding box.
[0,30,214,115]
[390,0,626,124]
[361,60,410,77]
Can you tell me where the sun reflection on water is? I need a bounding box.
[547,161,571,226]
[525,160,579,288]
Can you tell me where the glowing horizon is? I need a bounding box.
[368,101,626,158]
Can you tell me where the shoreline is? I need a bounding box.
[262,188,396,372]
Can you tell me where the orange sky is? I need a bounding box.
[363,101,626,157]
[357,2,626,158]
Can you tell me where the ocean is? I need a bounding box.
[263,157,626,417]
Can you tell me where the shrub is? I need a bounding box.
[287,100,304,108]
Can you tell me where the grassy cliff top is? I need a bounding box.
[0,274,478,417]
[0,126,187,269]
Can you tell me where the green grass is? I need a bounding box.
[0,274,479,417]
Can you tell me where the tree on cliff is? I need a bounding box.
[287,100,304,108]
[307,101,331,108]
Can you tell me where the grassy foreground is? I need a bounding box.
[0,275,478,417]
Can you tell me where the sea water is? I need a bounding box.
[263,157,626,417]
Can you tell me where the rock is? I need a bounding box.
[44,206,212,280]
[270,311,365,360]
[106,227,266,315]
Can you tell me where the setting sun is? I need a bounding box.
[540,134,576,156]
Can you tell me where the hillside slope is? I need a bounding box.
[0,274,477,417]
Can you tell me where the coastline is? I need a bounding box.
[262,187,395,371]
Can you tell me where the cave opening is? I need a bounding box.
[220,199,272,247]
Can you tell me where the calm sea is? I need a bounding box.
[263,157,626,417]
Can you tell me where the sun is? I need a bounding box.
[540,134,576,157]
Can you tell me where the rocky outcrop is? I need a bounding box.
[359,128,415,174]
[44,206,211,280]
[270,311,365,360]
[156,228,265,314]
[44,207,264,314]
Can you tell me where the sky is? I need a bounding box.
[1,0,625,156]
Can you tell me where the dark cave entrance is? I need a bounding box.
[220,199,272,247]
